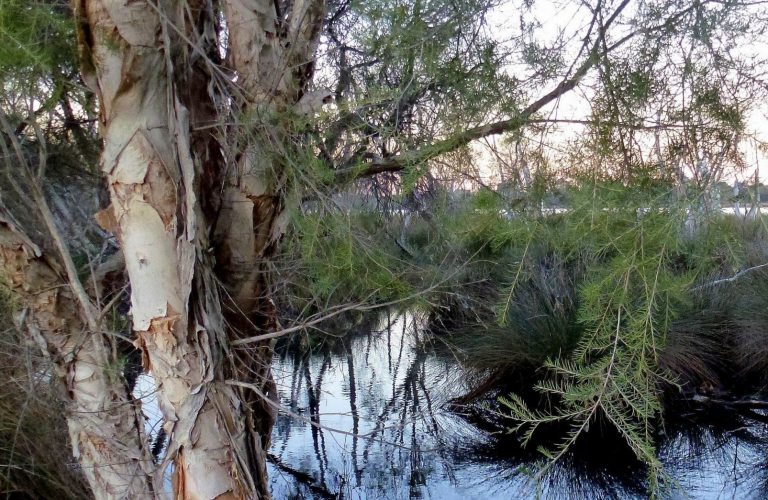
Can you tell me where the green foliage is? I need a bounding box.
[319,0,519,167]
[0,1,73,68]
[384,170,768,493]
[0,0,98,175]
[0,0,75,87]
[486,181,768,493]
[285,208,415,310]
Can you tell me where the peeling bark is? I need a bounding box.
[76,1,267,498]
[215,3,326,494]
[75,0,326,497]
[0,212,154,499]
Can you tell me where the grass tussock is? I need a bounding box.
[423,193,768,489]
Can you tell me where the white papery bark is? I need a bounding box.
[75,0,326,497]
[0,215,154,499]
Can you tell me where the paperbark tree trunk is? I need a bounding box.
[74,0,325,497]
[0,212,155,498]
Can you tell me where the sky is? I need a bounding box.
[474,0,768,186]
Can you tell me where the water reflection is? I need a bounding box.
[268,312,768,499]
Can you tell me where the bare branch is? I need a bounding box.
[331,0,642,184]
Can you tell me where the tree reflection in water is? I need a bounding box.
[268,312,768,499]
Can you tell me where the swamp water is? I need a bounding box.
[267,313,768,499]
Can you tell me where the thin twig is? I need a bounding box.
[691,263,768,291]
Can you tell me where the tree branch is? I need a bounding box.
[332,0,636,184]
[691,263,768,291]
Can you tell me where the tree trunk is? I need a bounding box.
[0,213,155,498]
[74,0,325,496]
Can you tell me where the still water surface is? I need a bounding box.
[267,313,768,499]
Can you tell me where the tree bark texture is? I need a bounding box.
[74,0,325,498]
[0,212,155,499]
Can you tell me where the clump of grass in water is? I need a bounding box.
[444,245,585,406]
[488,202,768,496]
[457,183,741,494]
[662,216,768,390]
[504,218,681,489]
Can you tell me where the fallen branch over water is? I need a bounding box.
[686,394,768,423]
